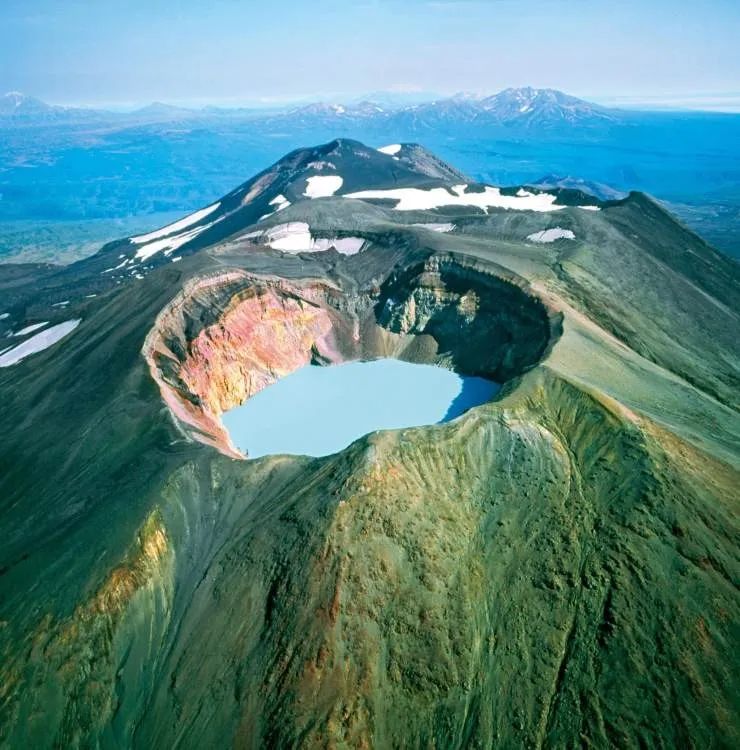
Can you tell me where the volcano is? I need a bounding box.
[0,139,738,748]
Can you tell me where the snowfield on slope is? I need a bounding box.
[304,175,343,198]
[345,184,600,213]
[133,219,220,261]
[130,202,221,244]
[527,228,576,243]
[250,222,365,255]
[378,144,402,155]
[0,319,81,367]
[13,321,49,337]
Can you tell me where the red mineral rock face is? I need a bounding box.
[144,271,350,458]
[179,289,336,416]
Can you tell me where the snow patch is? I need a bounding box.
[0,319,81,367]
[411,222,456,233]
[527,227,576,243]
[259,194,292,221]
[579,205,601,211]
[378,143,402,156]
[0,313,9,320]
[304,175,343,198]
[264,222,313,252]
[103,257,132,273]
[269,193,290,210]
[306,161,336,170]
[133,219,216,261]
[14,321,49,337]
[345,184,578,212]
[255,222,365,255]
[130,203,221,244]
[311,237,366,255]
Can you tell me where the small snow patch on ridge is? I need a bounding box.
[269,194,290,211]
[0,319,81,367]
[304,175,343,198]
[14,321,49,337]
[259,194,292,221]
[306,161,336,171]
[527,228,576,243]
[133,220,217,261]
[251,222,365,255]
[378,144,402,156]
[411,223,456,233]
[130,203,221,244]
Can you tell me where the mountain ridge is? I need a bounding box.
[0,86,621,127]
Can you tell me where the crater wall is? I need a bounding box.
[143,256,559,458]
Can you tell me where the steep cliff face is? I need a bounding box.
[180,289,335,415]
[376,256,557,380]
[143,255,557,458]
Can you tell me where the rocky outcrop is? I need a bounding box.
[376,255,557,380]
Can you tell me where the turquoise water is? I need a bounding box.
[222,359,500,459]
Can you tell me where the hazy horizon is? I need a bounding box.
[5,87,740,115]
[2,0,739,112]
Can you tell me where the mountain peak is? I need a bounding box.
[450,91,484,102]
[480,86,615,126]
[133,102,196,117]
[0,91,55,116]
[292,102,348,116]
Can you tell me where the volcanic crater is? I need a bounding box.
[144,253,561,458]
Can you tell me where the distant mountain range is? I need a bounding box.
[0,91,91,120]
[0,87,620,130]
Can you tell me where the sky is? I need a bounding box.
[1,0,739,109]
